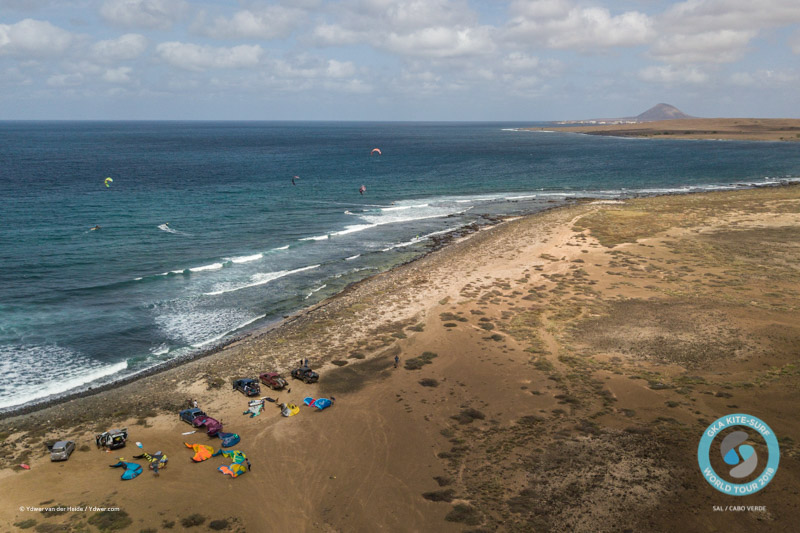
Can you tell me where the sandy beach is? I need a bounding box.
[2,185,799,532]
[549,118,800,141]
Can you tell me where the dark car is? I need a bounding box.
[259,372,288,391]
[291,366,319,384]
[96,428,128,450]
[192,415,222,437]
[233,378,261,396]
[180,408,207,425]
[47,440,76,462]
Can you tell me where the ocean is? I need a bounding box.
[2,121,799,412]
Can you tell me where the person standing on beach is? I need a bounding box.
[304,358,309,367]
[192,399,198,409]
[394,355,399,368]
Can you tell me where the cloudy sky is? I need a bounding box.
[1,0,799,120]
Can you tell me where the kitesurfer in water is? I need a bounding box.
[91,225,101,231]
[359,185,366,195]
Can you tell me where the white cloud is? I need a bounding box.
[101,0,188,30]
[0,18,73,57]
[47,72,84,87]
[503,52,539,72]
[661,0,800,34]
[103,66,133,83]
[0,66,32,86]
[730,69,798,87]
[311,0,492,58]
[507,2,654,51]
[312,24,360,46]
[384,26,494,58]
[91,33,147,62]
[198,6,304,40]
[638,65,710,85]
[650,29,756,64]
[155,42,263,71]
[325,59,356,78]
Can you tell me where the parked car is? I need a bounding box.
[96,428,128,450]
[291,366,319,384]
[259,372,288,391]
[192,415,222,437]
[47,440,76,462]
[179,408,207,425]
[233,378,260,396]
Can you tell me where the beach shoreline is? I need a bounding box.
[2,183,799,532]
[1,181,797,420]
[0,211,518,420]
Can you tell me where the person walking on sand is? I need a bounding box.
[192,399,198,409]
[394,355,400,368]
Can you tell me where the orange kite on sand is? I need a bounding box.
[184,442,215,462]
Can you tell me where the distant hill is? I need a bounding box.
[635,103,693,122]
[556,103,695,125]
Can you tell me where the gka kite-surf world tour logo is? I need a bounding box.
[698,413,780,496]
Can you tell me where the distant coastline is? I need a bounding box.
[540,118,800,142]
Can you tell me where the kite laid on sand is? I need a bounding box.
[109,459,142,480]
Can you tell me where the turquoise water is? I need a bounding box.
[2,121,799,411]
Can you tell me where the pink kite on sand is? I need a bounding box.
[19,464,30,470]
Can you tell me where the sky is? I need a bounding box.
[1,0,799,121]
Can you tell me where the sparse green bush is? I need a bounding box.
[180,514,206,528]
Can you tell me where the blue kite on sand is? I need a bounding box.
[303,397,333,410]
[109,459,143,480]
[314,398,333,410]
[217,432,240,448]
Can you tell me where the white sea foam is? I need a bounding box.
[153,299,264,347]
[275,245,290,250]
[345,254,360,261]
[189,262,224,272]
[151,343,170,356]
[301,224,378,241]
[191,314,265,348]
[305,284,327,300]
[228,253,263,264]
[158,223,189,235]
[204,264,320,296]
[381,203,430,211]
[381,226,462,252]
[0,344,128,409]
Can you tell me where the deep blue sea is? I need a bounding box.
[2,121,799,411]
